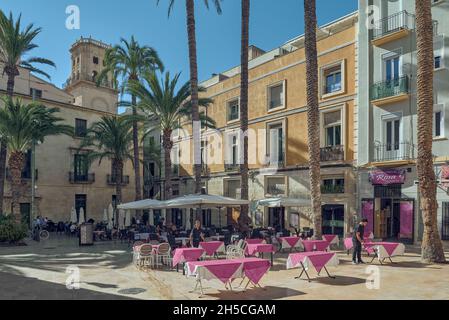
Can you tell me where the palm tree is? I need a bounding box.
[415,0,445,263]
[238,0,250,231]
[0,10,55,215]
[97,37,164,213]
[127,72,214,203]
[81,116,136,206]
[157,0,222,194]
[0,97,72,222]
[304,0,322,239]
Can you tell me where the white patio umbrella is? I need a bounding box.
[118,209,125,229]
[102,209,108,222]
[108,203,114,229]
[125,210,132,227]
[164,194,250,209]
[256,197,311,208]
[117,199,164,210]
[70,207,77,224]
[78,207,85,224]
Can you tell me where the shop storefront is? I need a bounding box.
[362,169,414,243]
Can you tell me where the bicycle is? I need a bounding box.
[26,225,50,241]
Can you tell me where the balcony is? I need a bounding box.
[225,163,240,172]
[321,184,345,194]
[370,76,409,106]
[373,141,415,166]
[69,172,95,184]
[320,145,345,162]
[107,174,130,186]
[371,11,414,46]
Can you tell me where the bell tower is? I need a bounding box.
[64,36,118,114]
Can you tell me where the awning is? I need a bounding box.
[163,194,250,209]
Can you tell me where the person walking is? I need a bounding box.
[352,218,369,265]
[190,220,205,248]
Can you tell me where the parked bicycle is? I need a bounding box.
[26,225,50,241]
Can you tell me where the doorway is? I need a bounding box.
[321,204,344,237]
[20,203,31,226]
[268,207,285,231]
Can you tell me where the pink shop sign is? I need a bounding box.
[369,169,406,185]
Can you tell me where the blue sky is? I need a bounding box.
[2,0,358,88]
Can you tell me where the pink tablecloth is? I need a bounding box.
[199,241,225,256]
[344,237,373,250]
[233,258,271,285]
[364,242,405,259]
[246,239,265,244]
[172,248,205,267]
[245,244,274,256]
[287,251,339,273]
[322,234,339,245]
[278,236,302,249]
[302,240,329,252]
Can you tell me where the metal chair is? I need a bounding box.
[138,244,155,269]
[156,243,171,268]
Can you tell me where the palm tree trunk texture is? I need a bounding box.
[162,130,173,201]
[304,0,322,239]
[0,73,15,215]
[113,159,123,228]
[9,151,26,223]
[131,94,142,218]
[415,0,446,263]
[238,0,250,232]
[186,0,202,195]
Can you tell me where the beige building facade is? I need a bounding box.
[0,37,135,223]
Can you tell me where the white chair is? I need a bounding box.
[132,241,144,266]
[226,245,245,259]
[156,243,171,268]
[138,244,155,269]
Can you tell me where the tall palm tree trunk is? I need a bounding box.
[238,0,250,232]
[0,72,15,215]
[162,130,173,201]
[8,151,25,223]
[415,0,446,263]
[186,0,202,195]
[304,0,322,239]
[131,94,142,218]
[113,159,123,228]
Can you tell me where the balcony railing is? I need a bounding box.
[107,174,130,186]
[6,168,38,181]
[320,145,345,162]
[225,163,240,172]
[372,10,438,41]
[370,76,409,101]
[321,184,345,194]
[372,11,414,40]
[69,172,95,184]
[373,141,415,162]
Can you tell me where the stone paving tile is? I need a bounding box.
[1,236,449,300]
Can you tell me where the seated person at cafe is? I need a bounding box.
[190,220,205,248]
[169,224,180,237]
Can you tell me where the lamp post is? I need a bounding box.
[30,89,37,229]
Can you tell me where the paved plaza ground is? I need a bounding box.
[1,236,449,300]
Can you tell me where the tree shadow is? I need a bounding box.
[202,285,305,300]
[312,275,366,286]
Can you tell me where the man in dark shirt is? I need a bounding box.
[190,220,205,248]
[352,218,368,264]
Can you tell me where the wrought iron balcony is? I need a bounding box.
[320,145,345,162]
[69,172,95,184]
[370,76,409,103]
[107,174,130,186]
[225,163,240,172]
[321,184,345,194]
[373,141,415,163]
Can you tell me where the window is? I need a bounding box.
[267,122,285,165]
[435,56,442,69]
[265,176,287,196]
[75,119,87,137]
[321,61,345,97]
[268,82,285,110]
[227,99,240,122]
[323,110,342,147]
[202,209,212,227]
[231,135,238,165]
[433,105,445,138]
[385,55,400,81]
[22,150,32,179]
[201,141,207,166]
[224,179,241,198]
[171,144,180,175]
[384,117,401,151]
[225,132,239,167]
[74,154,89,181]
[75,194,87,221]
[321,178,345,194]
[93,56,99,64]
[172,184,180,197]
[30,88,42,99]
[434,35,444,70]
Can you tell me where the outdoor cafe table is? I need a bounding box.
[302,240,330,252]
[245,243,275,265]
[287,251,339,282]
[199,241,226,258]
[277,236,303,252]
[172,248,205,274]
[322,234,339,247]
[343,237,373,254]
[363,242,406,264]
[175,237,190,247]
[186,258,271,297]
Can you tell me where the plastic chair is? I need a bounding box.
[156,243,171,268]
[138,244,155,269]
